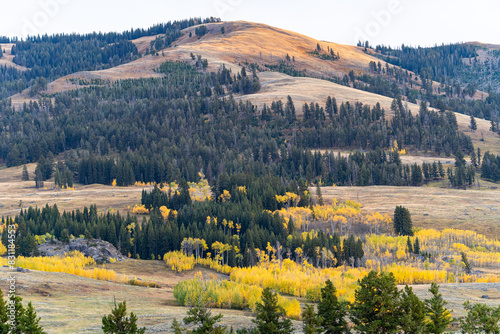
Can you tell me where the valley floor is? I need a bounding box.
[1,260,500,333]
[321,185,500,238]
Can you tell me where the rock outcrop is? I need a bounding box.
[38,238,126,263]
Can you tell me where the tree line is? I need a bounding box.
[0,18,219,99]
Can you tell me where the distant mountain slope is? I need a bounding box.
[0,43,28,71]
[5,21,500,154]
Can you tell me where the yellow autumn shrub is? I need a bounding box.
[173,274,301,319]
[0,251,117,282]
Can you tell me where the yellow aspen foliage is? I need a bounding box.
[219,190,231,202]
[164,251,196,272]
[131,204,149,215]
[112,179,117,187]
[173,273,301,319]
[159,206,171,220]
[162,250,233,274]
[0,241,6,256]
[0,251,118,282]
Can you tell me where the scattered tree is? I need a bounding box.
[425,283,452,334]
[317,280,349,334]
[399,285,426,334]
[394,206,413,236]
[253,287,293,334]
[350,271,400,333]
[102,300,146,334]
[459,301,500,334]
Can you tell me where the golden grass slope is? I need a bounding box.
[6,21,500,154]
[320,185,500,239]
[0,43,28,71]
[175,21,380,78]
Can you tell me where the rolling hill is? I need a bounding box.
[7,21,499,154]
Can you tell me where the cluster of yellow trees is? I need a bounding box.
[163,249,233,274]
[270,201,392,235]
[205,217,242,236]
[0,250,165,288]
[230,246,500,303]
[131,204,149,215]
[0,251,118,282]
[173,273,301,319]
[164,251,196,272]
[391,140,406,155]
[0,241,6,256]
[365,228,500,269]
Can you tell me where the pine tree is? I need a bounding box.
[407,237,413,254]
[399,285,426,334]
[285,95,296,123]
[8,294,25,334]
[0,288,9,333]
[171,318,186,334]
[325,96,334,120]
[102,300,146,334]
[470,115,477,131]
[302,305,321,334]
[54,168,61,188]
[253,287,293,334]
[393,206,413,236]
[350,271,401,334]
[438,161,445,178]
[21,165,29,181]
[410,164,423,186]
[413,237,420,254]
[461,252,472,274]
[317,280,349,334]
[425,283,451,334]
[34,166,44,188]
[315,184,324,206]
[183,301,224,334]
[20,302,45,334]
[459,301,500,334]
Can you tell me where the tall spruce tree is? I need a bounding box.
[102,301,145,334]
[20,302,45,334]
[350,271,401,334]
[425,283,451,334]
[317,280,349,334]
[302,304,321,334]
[393,206,413,236]
[470,115,477,131]
[0,288,9,333]
[253,287,293,334]
[21,165,29,181]
[399,285,426,334]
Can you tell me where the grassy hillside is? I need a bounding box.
[0,43,28,71]
[7,21,498,155]
[0,261,259,334]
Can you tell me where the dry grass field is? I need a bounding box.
[1,259,499,333]
[0,164,151,218]
[0,262,261,334]
[320,185,500,238]
[0,43,28,71]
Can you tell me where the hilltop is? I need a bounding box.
[6,21,499,154]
